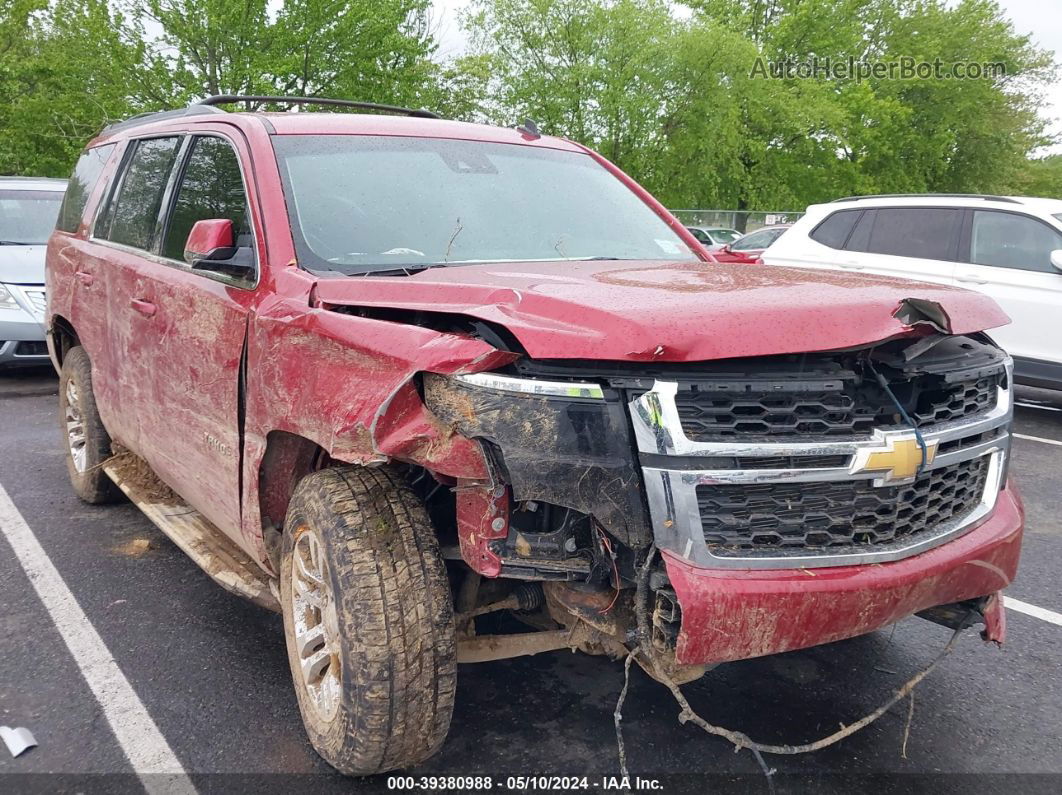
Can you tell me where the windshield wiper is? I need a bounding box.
[0,240,31,245]
[349,262,451,278]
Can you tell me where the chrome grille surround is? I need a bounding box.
[631,363,1012,570]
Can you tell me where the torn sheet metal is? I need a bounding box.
[312,258,1011,362]
[456,483,510,577]
[0,726,37,758]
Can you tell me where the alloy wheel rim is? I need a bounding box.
[65,380,88,473]
[290,527,342,721]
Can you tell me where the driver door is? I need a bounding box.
[128,132,260,547]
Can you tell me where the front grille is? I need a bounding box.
[698,456,990,555]
[676,373,1000,441]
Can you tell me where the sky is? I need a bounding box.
[429,0,1062,154]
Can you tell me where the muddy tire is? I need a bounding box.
[280,465,457,775]
[59,346,121,504]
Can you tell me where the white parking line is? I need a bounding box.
[1004,595,1062,627]
[1013,433,1062,447]
[0,483,195,795]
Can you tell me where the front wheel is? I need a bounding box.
[280,466,457,775]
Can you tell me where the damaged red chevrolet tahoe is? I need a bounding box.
[46,97,1022,774]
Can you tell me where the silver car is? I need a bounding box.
[0,177,66,368]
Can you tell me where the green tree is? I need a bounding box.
[692,0,1056,200]
[134,0,436,108]
[0,0,438,175]
[0,0,147,176]
[1010,155,1062,198]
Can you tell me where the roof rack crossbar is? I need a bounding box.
[197,95,442,119]
[831,193,1019,204]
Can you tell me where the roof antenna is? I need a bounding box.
[516,119,541,139]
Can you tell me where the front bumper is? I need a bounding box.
[0,314,48,368]
[665,480,1024,665]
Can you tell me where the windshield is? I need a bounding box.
[273,135,696,274]
[0,189,64,244]
[709,228,741,244]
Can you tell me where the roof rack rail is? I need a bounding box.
[831,193,1019,204]
[100,105,226,136]
[197,95,442,119]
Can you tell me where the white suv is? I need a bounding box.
[762,194,1062,390]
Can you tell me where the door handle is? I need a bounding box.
[75,270,94,286]
[839,262,864,270]
[130,298,157,318]
[956,274,988,285]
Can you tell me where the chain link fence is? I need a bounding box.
[669,209,804,234]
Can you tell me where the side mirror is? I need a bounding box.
[1051,249,1062,272]
[722,244,732,253]
[184,219,254,279]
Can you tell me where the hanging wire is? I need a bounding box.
[867,360,929,473]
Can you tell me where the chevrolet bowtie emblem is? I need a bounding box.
[853,435,938,482]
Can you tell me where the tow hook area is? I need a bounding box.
[916,592,1007,645]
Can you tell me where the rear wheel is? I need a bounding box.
[58,346,121,504]
[280,465,457,775]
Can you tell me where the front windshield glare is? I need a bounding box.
[0,190,64,244]
[273,135,696,274]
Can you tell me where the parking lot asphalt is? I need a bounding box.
[1,369,1061,793]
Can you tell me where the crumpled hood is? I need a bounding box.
[313,259,1010,361]
[0,245,46,285]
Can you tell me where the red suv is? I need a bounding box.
[47,97,1022,775]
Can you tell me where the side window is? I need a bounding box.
[57,145,115,233]
[99,137,181,250]
[857,207,960,261]
[809,210,860,249]
[161,136,252,262]
[846,209,874,251]
[970,211,1062,273]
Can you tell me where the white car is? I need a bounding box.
[762,194,1062,390]
[0,177,67,368]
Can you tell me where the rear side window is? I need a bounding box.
[56,144,115,232]
[99,137,181,250]
[161,136,251,262]
[970,211,1062,273]
[857,208,960,261]
[809,210,860,249]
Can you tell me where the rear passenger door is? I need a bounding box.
[91,136,184,454]
[956,209,1062,365]
[837,207,961,285]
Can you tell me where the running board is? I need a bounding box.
[104,455,280,612]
